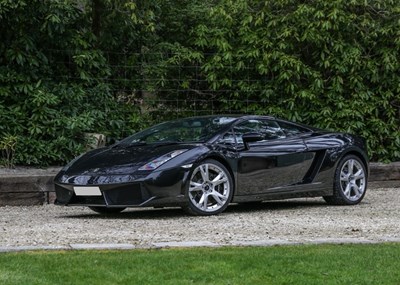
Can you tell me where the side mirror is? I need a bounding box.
[242,132,263,149]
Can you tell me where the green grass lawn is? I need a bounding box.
[1,243,399,285]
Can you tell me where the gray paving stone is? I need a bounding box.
[229,240,295,246]
[0,245,68,252]
[377,237,400,243]
[306,238,378,245]
[152,241,219,248]
[69,243,135,250]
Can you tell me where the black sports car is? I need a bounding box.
[54,115,369,216]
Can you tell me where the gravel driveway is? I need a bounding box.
[1,186,399,249]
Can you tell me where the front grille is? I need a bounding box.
[104,184,148,205]
[72,195,106,205]
[55,182,151,206]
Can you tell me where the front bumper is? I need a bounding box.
[54,166,191,207]
[54,182,155,207]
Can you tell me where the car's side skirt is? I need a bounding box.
[232,183,332,203]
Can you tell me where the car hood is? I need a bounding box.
[63,144,197,176]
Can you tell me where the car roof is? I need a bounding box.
[172,114,318,132]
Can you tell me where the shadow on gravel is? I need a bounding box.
[58,207,184,220]
[228,199,328,213]
[58,199,328,220]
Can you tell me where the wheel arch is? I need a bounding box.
[339,149,369,177]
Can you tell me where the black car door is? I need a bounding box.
[234,119,312,195]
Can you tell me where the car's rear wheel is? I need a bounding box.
[324,155,367,205]
[183,159,233,216]
[88,206,126,214]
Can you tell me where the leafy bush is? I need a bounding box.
[146,0,400,162]
[0,0,143,166]
[0,0,399,164]
[0,134,17,168]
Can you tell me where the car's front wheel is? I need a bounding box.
[183,159,233,216]
[324,155,367,205]
[88,206,126,214]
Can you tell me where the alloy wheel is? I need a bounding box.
[339,158,366,202]
[188,162,231,214]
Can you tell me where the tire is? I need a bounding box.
[323,155,367,205]
[88,206,126,214]
[183,159,233,216]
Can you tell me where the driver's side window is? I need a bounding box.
[234,119,286,144]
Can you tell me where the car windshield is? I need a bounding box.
[118,116,238,145]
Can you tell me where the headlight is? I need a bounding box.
[138,149,188,171]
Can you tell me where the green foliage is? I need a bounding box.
[0,134,17,168]
[146,0,400,162]
[0,0,144,165]
[0,0,399,164]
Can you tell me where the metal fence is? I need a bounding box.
[47,49,271,122]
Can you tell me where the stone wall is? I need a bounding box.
[0,163,399,206]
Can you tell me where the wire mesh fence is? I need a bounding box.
[46,49,273,125]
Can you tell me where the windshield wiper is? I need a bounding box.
[126,142,148,148]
